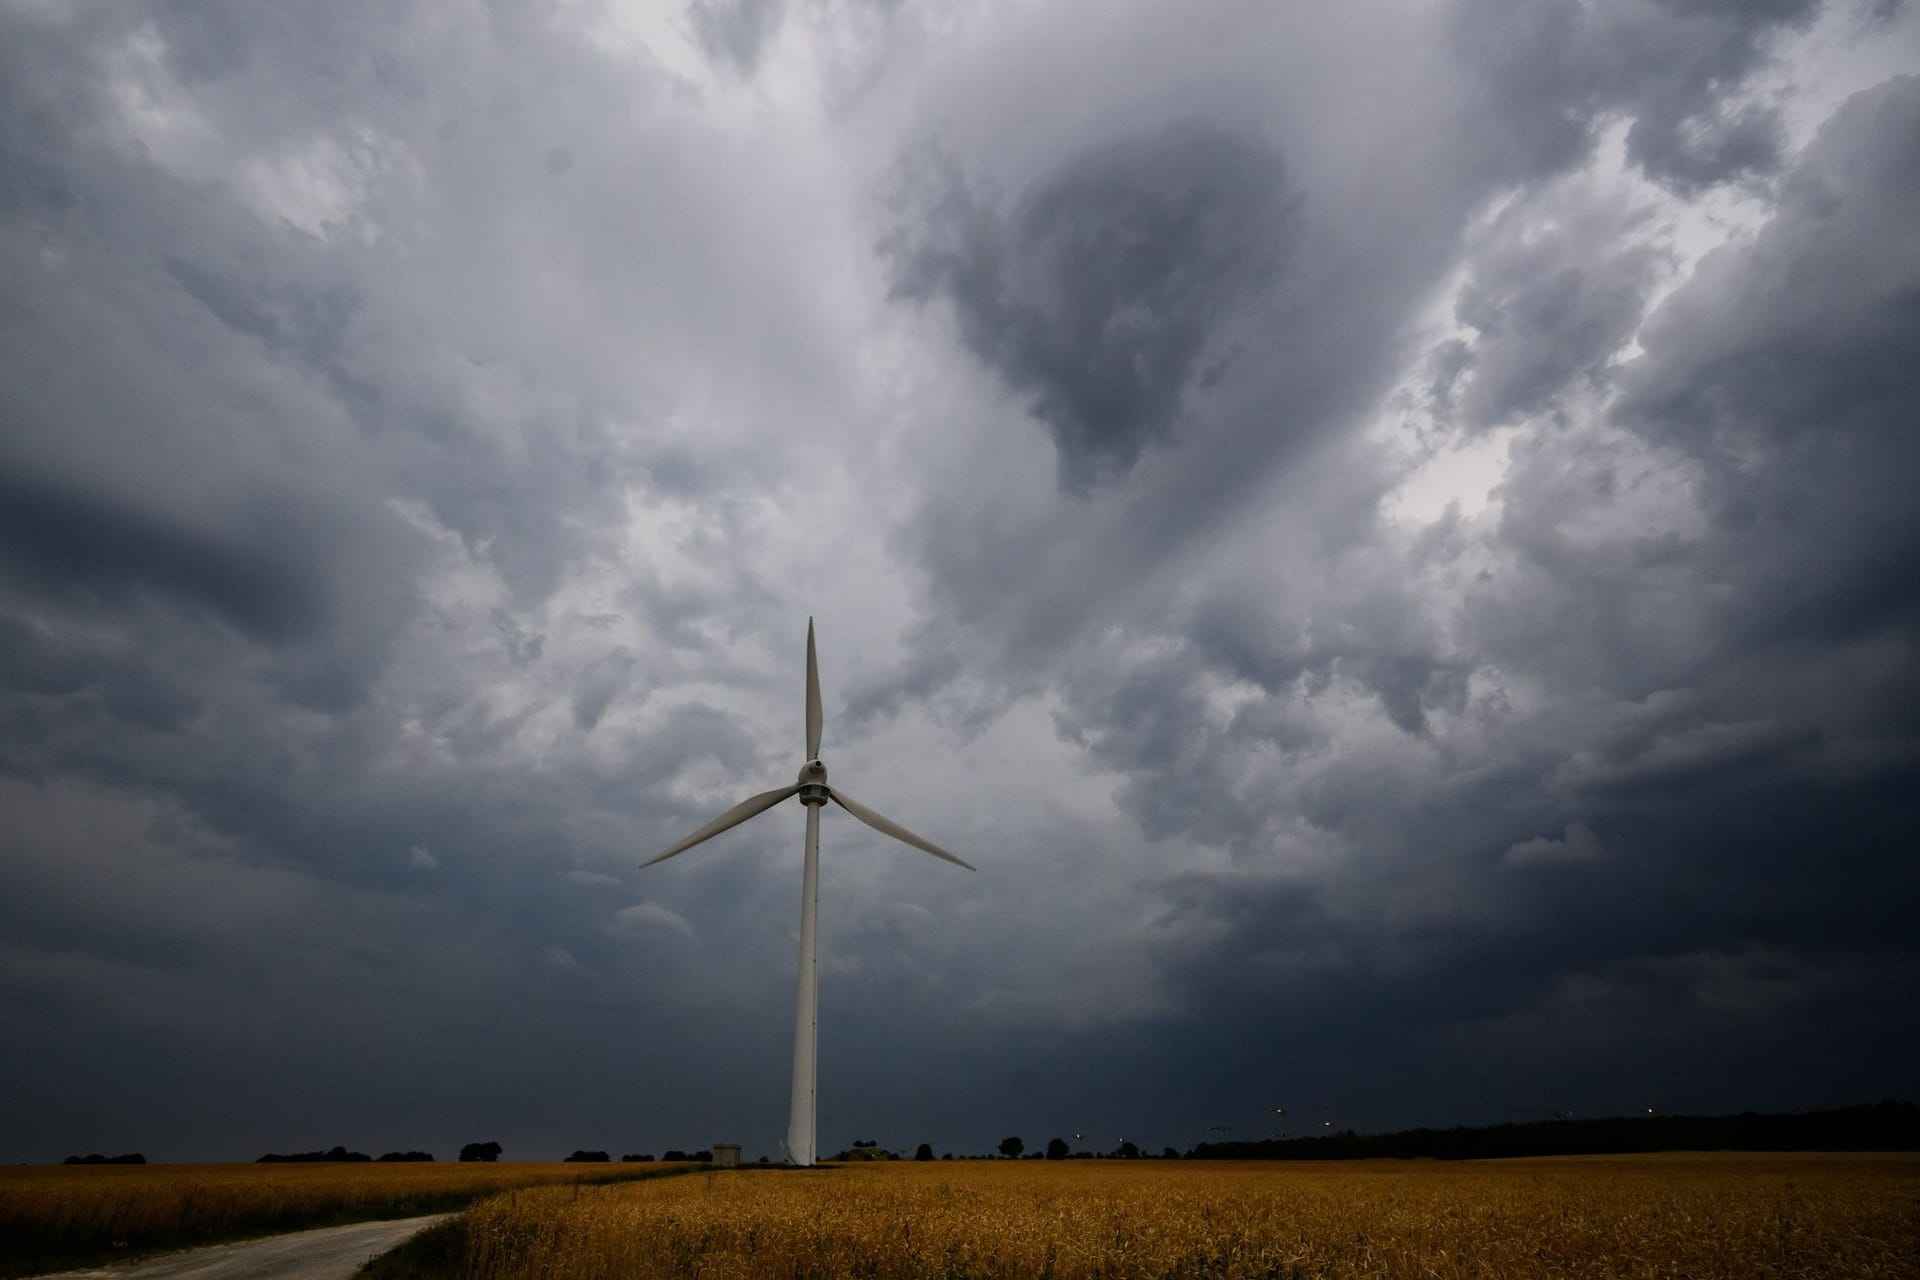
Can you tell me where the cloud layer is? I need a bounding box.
[1,0,1915,1161]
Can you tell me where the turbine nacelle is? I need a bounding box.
[797,758,829,804]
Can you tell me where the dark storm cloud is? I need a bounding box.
[1451,0,1816,189]
[955,57,1920,1132]
[887,123,1295,491]
[1,0,1915,1167]
[1618,76,1920,643]
[0,2,795,1159]
[1123,698,1919,1126]
[1421,78,1920,1078]
[1472,77,1920,717]
[0,469,327,644]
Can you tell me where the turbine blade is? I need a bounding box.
[829,788,974,871]
[643,785,801,867]
[805,618,823,760]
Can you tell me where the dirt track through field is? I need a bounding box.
[33,1213,452,1280]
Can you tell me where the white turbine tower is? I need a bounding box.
[642,619,973,1166]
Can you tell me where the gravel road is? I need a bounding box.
[33,1213,454,1280]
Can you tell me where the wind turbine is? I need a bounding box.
[642,619,973,1167]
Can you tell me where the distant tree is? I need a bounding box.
[565,1150,611,1163]
[1045,1137,1070,1161]
[64,1153,146,1165]
[1161,1147,1179,1160]
[998,1136,1024,1159]
[662,1150,691,1162]
[377,1151,435,1162]
[915,1143,935,1162]
[831,1144,901,1161]
[459,1141,503,1163]
[1116,1140,1140,1159]
[691,1150,713,1162]
[621,1153,655,1162]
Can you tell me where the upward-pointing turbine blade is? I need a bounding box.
[805,618,823,761]
[828,788,975,871]
[642,785,801,867]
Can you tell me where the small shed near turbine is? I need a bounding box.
[712,1143,741,1169]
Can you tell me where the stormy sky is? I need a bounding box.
[2,0,1917,1163]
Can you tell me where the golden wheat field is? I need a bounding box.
[409,1154,1920,1280]
[0,1160,692,1276]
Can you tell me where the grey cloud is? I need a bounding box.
[691,0,787,73]
[164,256,360,370]
[1447,947,1920,1106]
[1556,719,1821,798]
[1450,0,1816,188]
[886,124,1296,491]
[1034,66,1920,1118]
[491,607,546,667]
[842,633,962,728]
[0,471,421,719]
[1,0,1915,1164]
[0,468,330,645]
[1388,82,1920,1004]
[1625,103,1788,195]
[1617,75,1920,646]
[1446,186,1668,430]
[878,16,1525,693]
[1177,533,1468,739]
[1503,821,1609,867]
[571,647,637,730]
[1622,77,1920,450]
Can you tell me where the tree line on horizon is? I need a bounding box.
[1186,1100,1920,1161]
[827,1136,1158,1161]
[255,1146,434,1163]
[825,1101,1917,1165]
[66,1100,1910,1169]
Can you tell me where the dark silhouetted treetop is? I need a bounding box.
[1184,1101,1920,1161]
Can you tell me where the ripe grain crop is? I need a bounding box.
[414,1153,1918,1279]
[0,1160,693,1277]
